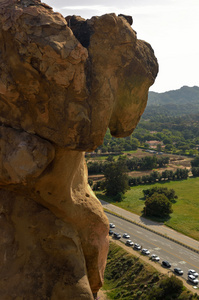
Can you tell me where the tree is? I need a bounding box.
[143,187,178,201]
[106,155,115,162]
[144,192,173,217]
[140,155,157,170]
[191,156,199,167]
[150,171,161,183]
[157,156,169,167]
[103,161,129,197]
[192,166,199,177]
[156,143,162,152]
[148,275,184,300]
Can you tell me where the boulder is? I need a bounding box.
[0,1,158,299]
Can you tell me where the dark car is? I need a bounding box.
[113,233,121,239]
[162,260,171,268]
[174,268,183,275]
[109,230,114,235]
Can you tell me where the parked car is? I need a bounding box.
[109,230,114,235]
[113,232,121,239]
[125,240,134,246]
[123,233,130,239]
[162,260,171,268]
[151,254,160,261]
[188,269,199,278]
[188,275,199,284]
[174,268,183,275]
[141,248,150,255]
[109,223,115,228]
[133,243,141,250]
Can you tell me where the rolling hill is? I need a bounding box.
[144,86,199,117]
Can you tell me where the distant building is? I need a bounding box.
[149,131,157,134]
[146,140,164,149]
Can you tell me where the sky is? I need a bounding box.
[44,0,199,93]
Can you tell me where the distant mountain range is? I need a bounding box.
[144,86,199,116]
[148,85,199,105]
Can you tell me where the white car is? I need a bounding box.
[151,254,160,261]
[133,243,141,250]
[188,269,199,278]
[123,233,130,239]
[109,223,115,228]
[188,275,199,284]
[141,248,150,255]
[125,240,134,246]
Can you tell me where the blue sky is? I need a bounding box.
[44,0,199,93]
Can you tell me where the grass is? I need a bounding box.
[103,242,162,300]
[103,242,197,300]
[96,177,199,241]
[86,150,138,162]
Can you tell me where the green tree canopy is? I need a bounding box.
[191,155,199,167]
[143,187,178,201]
[144,192,173,217]
[103,160,129,197]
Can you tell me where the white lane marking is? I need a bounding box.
[179,261,186,265]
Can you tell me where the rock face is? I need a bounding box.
[0,1,158,299]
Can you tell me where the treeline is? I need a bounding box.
[191,155,199,176]
[87,155,169,175]
[132,112,199,156]
[128,168,189,186]
[93,106,199,156]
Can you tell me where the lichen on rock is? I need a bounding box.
[0,1,158,299]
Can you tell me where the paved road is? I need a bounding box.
[107,212,199,275]
[100,199,199,252]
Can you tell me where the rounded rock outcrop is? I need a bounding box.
[0,1,158,299]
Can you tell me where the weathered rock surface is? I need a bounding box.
[0,1,158,299]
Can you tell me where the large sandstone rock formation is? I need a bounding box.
[0,1,158,299]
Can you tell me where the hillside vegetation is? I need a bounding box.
[103,242,199,300]
[148,86,199,106]
[91,86,199,156]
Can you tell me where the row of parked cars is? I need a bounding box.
[109,223,199,285]
[109,223,159,258]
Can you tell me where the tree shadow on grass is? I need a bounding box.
[95,192,115,203]
[140,211,171,224]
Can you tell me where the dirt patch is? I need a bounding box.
[88,150,192,182]
[97,289,108,300]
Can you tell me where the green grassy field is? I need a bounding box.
[96,177,199,241]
